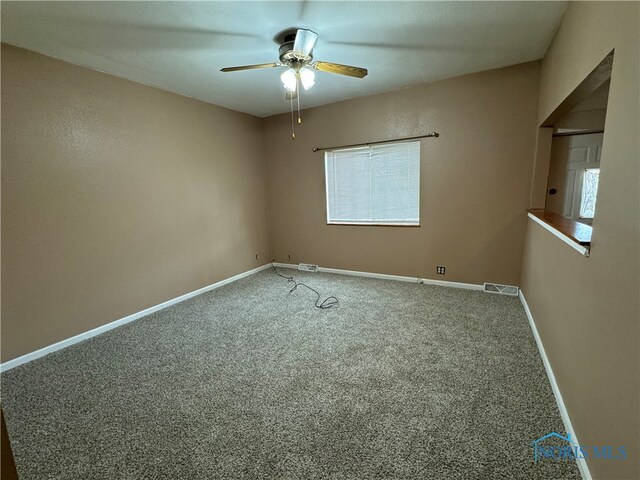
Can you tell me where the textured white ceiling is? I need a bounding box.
[1,1,567,117]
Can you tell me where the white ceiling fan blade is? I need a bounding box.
[293,29,318,57]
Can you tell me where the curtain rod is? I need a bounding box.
[312,132,439,152]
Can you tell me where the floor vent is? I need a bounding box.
[484,283,519,296]
[298,263,319,272]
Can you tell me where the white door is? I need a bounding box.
[546,133,602,224]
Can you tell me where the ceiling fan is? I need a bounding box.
[221,28,368,138]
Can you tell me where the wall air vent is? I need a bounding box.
[298,263,319,272]
[484,283,519,296]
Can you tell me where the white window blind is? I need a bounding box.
[325,141,420,225]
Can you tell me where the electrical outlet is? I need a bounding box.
[436,266,446,275]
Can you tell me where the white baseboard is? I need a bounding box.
[519,290,592,480]
[272,263,484,290]
[0,264,272,372]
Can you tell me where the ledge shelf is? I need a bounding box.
[527,209,592,257]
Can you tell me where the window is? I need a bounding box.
[579,168,600,219]
[325,141,420,225]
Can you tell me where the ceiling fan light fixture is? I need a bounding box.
[281,68,297,92]
[221,28,367,140]
[299,67,315,90]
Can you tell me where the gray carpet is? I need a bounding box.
[2,268,581,479]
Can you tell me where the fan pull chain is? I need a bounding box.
[290,94,295,140]
[296,76,301,125]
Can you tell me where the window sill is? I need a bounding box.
[327,222,420,227]
[527,209,591,257]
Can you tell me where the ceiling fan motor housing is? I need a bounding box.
[279,41,313,66]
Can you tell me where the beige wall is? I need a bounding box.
[521,2,639,479]
[553,79,610,132]
[1,44,271,362]
[264,61,540,286]
[529,127,554,209]
[554,108,607,132]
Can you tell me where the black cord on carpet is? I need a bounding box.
[271,262,338,309]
